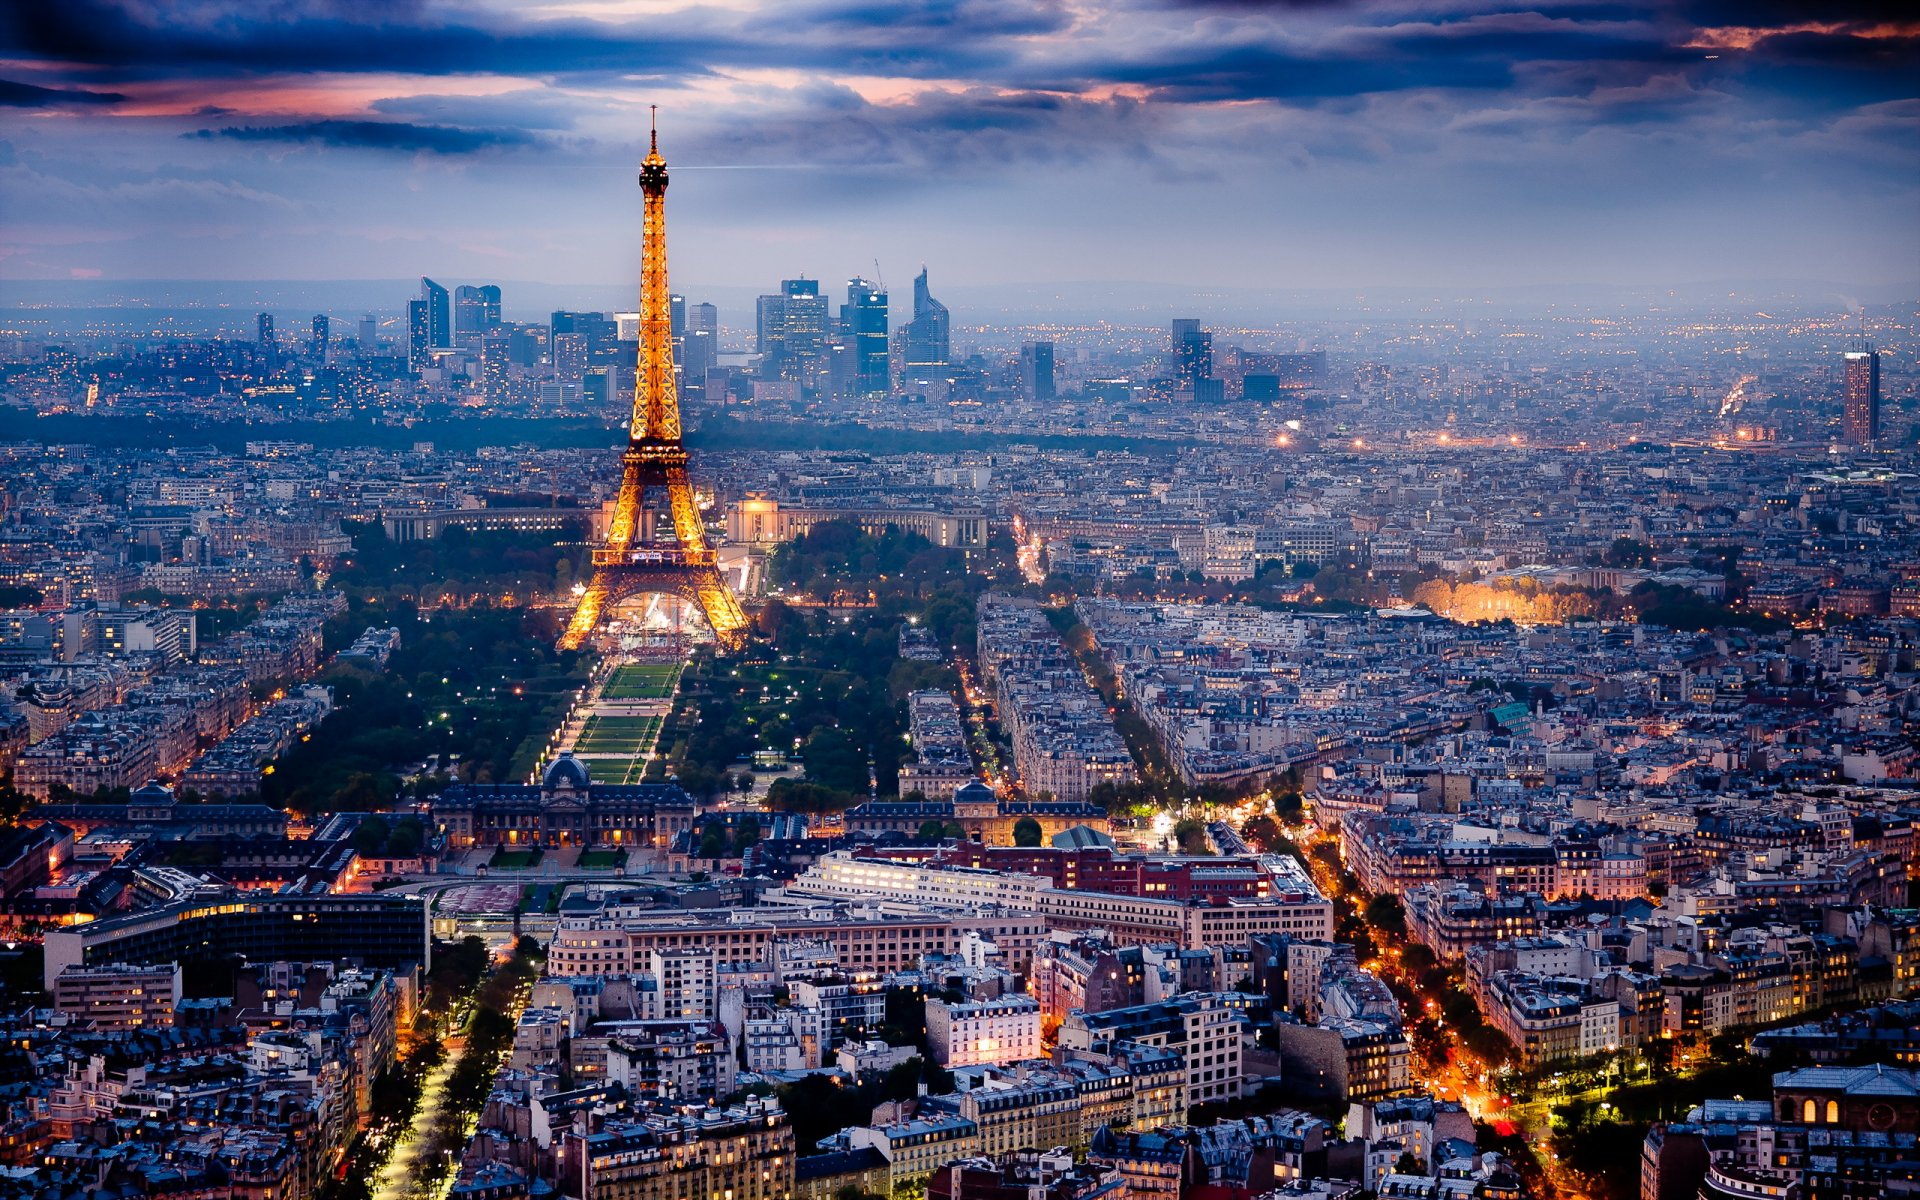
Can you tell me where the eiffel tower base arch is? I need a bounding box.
[560,564,749,653]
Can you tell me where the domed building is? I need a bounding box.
[843,777,1108,845]
[431,751,697,850]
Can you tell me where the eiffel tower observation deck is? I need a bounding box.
[560,113,749,652]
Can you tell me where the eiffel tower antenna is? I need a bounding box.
[560,116,749,652]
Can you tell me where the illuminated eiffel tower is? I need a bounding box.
[560,114,748,652]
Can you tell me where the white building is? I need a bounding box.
[925,995,1042,1068]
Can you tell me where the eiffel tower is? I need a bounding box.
[560,115,748,652]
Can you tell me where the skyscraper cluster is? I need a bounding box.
[753,266,950,399]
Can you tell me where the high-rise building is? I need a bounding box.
[682,301,718,384]
[670,293,687,338]
[419,277,451,349]
[753,281,829,386]
[754,292,786,372]
[1844,346,1881,444]
[901,266,950,377]
[780,278,829,387]
[1172,318,1212,393]
[480,328,512,401]
[358,313,377,350]
[553,333,588,384]
[843,278,889,397]
[407,300,431,370]
[550,310,619,367]
[255,313,275,369]
[453,284,501,336]
[1020,341,1056,401]
[309,314,329,360]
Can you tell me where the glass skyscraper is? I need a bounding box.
[843,278,889,396]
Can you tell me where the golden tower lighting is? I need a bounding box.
[560,111,749,652]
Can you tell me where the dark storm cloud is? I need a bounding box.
[0,78,127,107]
[0,0,1048,86]
[775,0,1070,39]
[1076,43,1520,102]
[188,119,539,154]
[1037,7,1705,104]
[1677,0,1917,26]
[701,84,1159,172]
[369,90,587,133]
[0,1,733,81]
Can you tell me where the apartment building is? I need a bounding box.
[564,1095,793,1200]
[926,995,1042,1067]
[51,963,182,1031]
[1057,995,1247,1106]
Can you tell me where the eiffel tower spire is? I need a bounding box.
[632,105,678,445]
[560,117,749,652]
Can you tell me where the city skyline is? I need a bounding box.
[2,1,1916,292]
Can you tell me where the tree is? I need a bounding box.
[351,814,392,857]
[698,824,728,859]
[802,726,868,794]
[1173,817,1212,855]
[1365,894,1408,937]
[884,1057,926,1102]
[766,778,859,815]
[1012,816,1044,846]
[733,816,761,855]
[918,819,952,841]
[1603,536,1655,568]
[1242,813,1283,850]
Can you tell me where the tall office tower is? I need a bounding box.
[454,284,501,336]
[407,300,431,370]
[667,294,691,384]
[754,292,786,372]
[510,324,548,367]
[358,313,377,350]
[551,310,620,368]
[1171,318,1211,384]
[682,302,718,384]
[1843,346,1881,444]
[779,279,829,387]
[480,329,512,401]
[900,266,950,376]
[309,314,329,360]
[691,302,717,337]
[420,277,451,349]
[843,278,889,396]
[256,312,275,370]
[553,333,588,384]
[1020,341,1056,401]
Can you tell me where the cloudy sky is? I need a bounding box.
[1,0,1916,296]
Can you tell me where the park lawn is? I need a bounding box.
[577,849,628,869]
[574,716,663,751]
[489,847,542,869]
[603,663,681,699]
